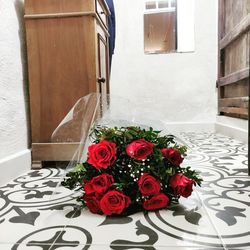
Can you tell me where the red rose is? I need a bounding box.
[161,148,184,166]
[83,194,102,214]
[138,173,161,196]
[90,174,114,194]
[169,174,193,198]
[99,190,131,215]
[143,193,169,210]
[84,181,95,195]
[126,139,154,160]
[87,140,116,170]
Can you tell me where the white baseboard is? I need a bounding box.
[163,120,248,144]
[0,149,31,186]
[215,116,248,143]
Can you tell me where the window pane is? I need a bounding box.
[170,0,176,8]
[144,11,176,53]
[158,1,169,9]
[146,1,157,10]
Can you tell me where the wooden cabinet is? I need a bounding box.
[24,0,110,167]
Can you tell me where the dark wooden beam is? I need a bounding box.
[219,97,249,108]
[218,68,249,86]
[219,107,248,116]
[220,13,250,49]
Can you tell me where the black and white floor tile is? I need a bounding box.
[0,133,249,249]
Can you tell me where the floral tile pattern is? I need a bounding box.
[0,133,249,249]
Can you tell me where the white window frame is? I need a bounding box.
[144,0,176,14]
[144,0,195,53]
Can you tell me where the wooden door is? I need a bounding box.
[218,0,249,119]
[218,0,250,175]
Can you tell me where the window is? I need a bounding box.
[146,1,157,9]
[144,0,195,54]
[144,0,177,54]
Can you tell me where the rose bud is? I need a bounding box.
[126,139,154,160]
[83,194,102,214]
[161,148,184,166]
[143,193,170,210]
[169,174,194,198]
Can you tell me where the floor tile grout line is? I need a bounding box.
[194,189,228,250]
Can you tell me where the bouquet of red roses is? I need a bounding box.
[62,126,202,216]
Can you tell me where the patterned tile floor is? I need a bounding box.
[0,133,249,250]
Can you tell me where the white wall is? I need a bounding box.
[110,0,218,127]
[0,0,31,184]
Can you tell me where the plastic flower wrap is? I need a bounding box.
[57,93,202,216]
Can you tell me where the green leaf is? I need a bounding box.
[113,183,124,190]
[74,163,86,172]
[166,168,173,175]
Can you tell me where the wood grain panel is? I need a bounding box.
[219,107,248,116]
[223,79,249,98]
[25,0,94,14]
[224,0,250,34]
[25,0,110,17]
[32,143,79,161]
[219,97,249,108]
[220,13,250,49]
[51,94,100,143]
[218,67,249,86]
[224,34,248,75]
[26,17,97,142]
